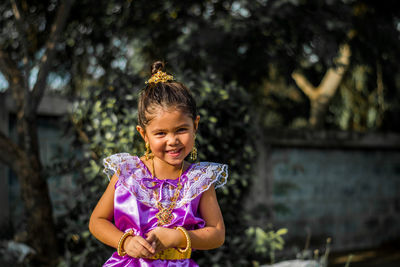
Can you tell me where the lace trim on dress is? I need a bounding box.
[103,153,228,208]
[177,162,227,207]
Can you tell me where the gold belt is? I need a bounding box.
[147,247,191,260]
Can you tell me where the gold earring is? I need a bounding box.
[190,137,197,161]
[144,142,153,160]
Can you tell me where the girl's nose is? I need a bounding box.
[167,134,180,145]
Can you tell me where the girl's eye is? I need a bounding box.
[177,128,188,133]
[155,132,166,136]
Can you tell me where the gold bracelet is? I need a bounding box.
[175,226,191,253]
[117,229,134,256]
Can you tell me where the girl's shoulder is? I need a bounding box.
[177,161,228,206]
[185,161,228,190]
[103,153,148,181]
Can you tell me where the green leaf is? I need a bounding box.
[276,228,288,236]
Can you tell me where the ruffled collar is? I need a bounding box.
[103,153,228,208]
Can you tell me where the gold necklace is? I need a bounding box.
[151,159,184,180]
[151,159,184,226]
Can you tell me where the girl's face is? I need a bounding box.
[137,107,200,167]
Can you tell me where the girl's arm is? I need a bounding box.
[187,184,225,249]
[89,173,155,257]
[89,173,121,248]
[147,185,225,251]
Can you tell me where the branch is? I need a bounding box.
[11,0,30,86]
[0,129,22,171]
[30,0,74,112]
[11,0,32,117]
[0,50,22,86]
[291,72,317,100]
[0,50,25,109]
[318,43,351,97]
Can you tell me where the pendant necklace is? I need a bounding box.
[151,159,184,226]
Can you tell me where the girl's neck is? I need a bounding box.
[151,157,185,180]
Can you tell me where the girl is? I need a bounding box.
[89,61,228,266]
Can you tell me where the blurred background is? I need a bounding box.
[0,0,399,266]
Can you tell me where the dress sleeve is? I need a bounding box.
[178,162,228,207]
[103,153,132,180]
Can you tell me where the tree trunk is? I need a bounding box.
[309,94,331,129]
[292,44,351,129]
[16,116,59,265]
[0,1,74,264]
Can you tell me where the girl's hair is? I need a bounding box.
[138,61,197,128]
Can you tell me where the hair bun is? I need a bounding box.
[151,61,165,75]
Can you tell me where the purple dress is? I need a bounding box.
[102,153,228,267]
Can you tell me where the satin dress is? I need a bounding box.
[102,153,228,267]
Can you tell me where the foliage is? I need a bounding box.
[59,70,142,266]
[245,226,288,265]
[251,0,400,130]
[39,0,400,132]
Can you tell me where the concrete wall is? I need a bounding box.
[248,130,400,252]
[272,148,400,250]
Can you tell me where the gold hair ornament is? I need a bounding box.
[146,70,174,84]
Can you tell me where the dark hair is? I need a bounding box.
[138,61,197,128]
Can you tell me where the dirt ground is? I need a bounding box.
[328,242,400,267]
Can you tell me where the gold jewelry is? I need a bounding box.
[150,158,184,180]
[190,146,197,161]
[190,136,197,161]
[148,247,191,260]
[175,226,192,254]
[148,226,192,260]
[151,159,184,226]
[146,70,174,84]
[144,142,153,160]
[117,229,134,256]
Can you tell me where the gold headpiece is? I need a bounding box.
[146,70,174,84]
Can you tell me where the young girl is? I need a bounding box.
[89,61,228,266]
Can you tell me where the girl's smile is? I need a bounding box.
[166,148,183,157]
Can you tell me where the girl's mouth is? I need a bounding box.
[166,148,183,157]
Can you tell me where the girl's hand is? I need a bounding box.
[123,235,156,258]
[145,227,183,254]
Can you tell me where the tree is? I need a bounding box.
[292,43,351,128]
[65,0,400,132]
[258,0,400,130]
[0,0,74,264]
[140,0,400,131]
[0,1,150,263]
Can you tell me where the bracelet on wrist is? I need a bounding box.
[117,229,134,257]
[175,226,191,253]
